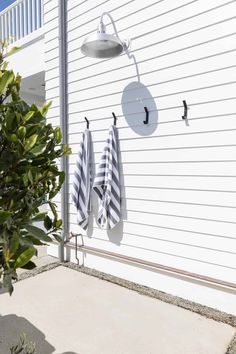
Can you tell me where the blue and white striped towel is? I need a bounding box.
[93,125,121,229]
[71,129,92,230]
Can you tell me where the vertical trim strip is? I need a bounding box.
[58,0,69,262]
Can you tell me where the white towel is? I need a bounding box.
[93,125,121,229]
[71,129,92,230]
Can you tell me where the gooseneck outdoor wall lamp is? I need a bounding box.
[81,12,131,58]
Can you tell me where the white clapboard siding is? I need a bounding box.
[63,197,236,223]
[66,0,236,277]
[44,0,236,314]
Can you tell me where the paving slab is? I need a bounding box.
[0,266,235,354]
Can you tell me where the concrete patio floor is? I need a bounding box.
[0,259,235,354]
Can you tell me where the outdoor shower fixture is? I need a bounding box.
[81,12,130,58]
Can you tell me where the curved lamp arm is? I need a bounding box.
[98,12,119,36]
[98,12,130,50]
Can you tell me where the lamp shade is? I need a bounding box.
[81,32,125,58]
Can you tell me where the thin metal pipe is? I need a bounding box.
[65,240,236,290]
[58,0,69,262]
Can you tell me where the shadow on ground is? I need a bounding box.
[0,314,78,354]
[0,282,7,295]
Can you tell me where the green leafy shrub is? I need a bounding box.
[0,42,71,294]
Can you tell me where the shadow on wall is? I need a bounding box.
[0,314,79,354]
[90,178,125,246]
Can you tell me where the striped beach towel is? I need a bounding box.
[93,125,121,229]
[71,129,92,230]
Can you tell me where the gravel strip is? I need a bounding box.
[17,261,60,282]
[227,334,236,354]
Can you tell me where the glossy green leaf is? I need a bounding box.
[9,231,19,255]
[48,201,57,219]
[23,111,34,122]
[20,260,36,270]
[44,215,52,230]
[25,134,38,151]
[2,61,8,70]
[25,224,52,242]
[52,233,62,243]
[9,133,17,142]
[17,126,26,139]
[5,112,15,131]
[0,71,14,94]
[14,247,36,269]
[55,219,62,228]
[54,127,62,143]
[20,236,45,247]
[30,213,47,222]
[59,171,65,186]
[41,101,52,115]
[30,144,46,156]
[63,144,72,155]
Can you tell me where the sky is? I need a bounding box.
[0,0,15,12]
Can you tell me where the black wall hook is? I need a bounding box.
[143,106,149,124]
[84,117,89,129]
[182,100,188,120]
[112,112,117,126]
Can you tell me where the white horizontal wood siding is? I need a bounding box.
[45,0,236,314]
